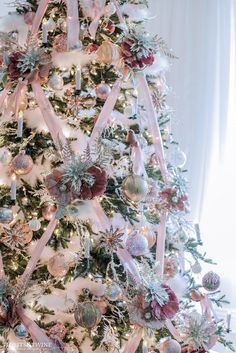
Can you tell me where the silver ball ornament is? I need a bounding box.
[122,175,148,202]
[202,271,220,291]
[96,83,111,100]
[126,232,149,256]
[28,217,41,232]
[106,282,122,301]
[48,74,64,91]
[0,207,13,224]
[74,301,102,329]
[15,324,28,338]
[0,147,12,165]
[191,261,202,274]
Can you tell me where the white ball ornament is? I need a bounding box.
[191,261,202,274]
[160,339,181,353]
[96,82,111,100]
[168,146,187,168]
[106,282,122,301]
[0,147,12,165]
[126,232,149,256]
[28,217,41,232]
[48,74,64,91]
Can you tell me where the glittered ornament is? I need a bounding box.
[11,151,33,176]
[126,232,148,256]
[106,282,122,301]
[0,208,13,224]
[160,339,181,353]
[53,33,68,53]
[49,322,67,340]
[42,203,57,221]
[97,41,121,66]
[47,253,70,277]
[15,324,27,338]
[191,261,202,274]
[96,82,111,100]
[74,301,102,329]
[28,217,41,232]
[0,147,12,165]
[48,73,64,91]
[202,271,220,292]
[122,175,148,202]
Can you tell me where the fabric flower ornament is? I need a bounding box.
[8,51,25,79]
[79,165,107,200]
[158,187,188,211]
[151,284,179,320]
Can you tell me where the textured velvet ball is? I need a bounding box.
[126,232,149,256]
[122,175,148,202]
[74,302,102,329]
[11,152,34,176]
[0,207,13,224]
[160,339,181,353]
[202,271,220,291]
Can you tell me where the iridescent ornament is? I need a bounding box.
[140,227,156,248]
[0,208,13,224]
[168,147,187,168]
[160,339,181,353]
[202,271,220,292]
[74,301,102,329]
[96,82,111,100]
[15,324,27,338]
[105,282,122,301]
[48,73,64,91]
[97,41,121,65]
[0,147,12,165]
[122,175,148,202]
[47,253,70,277]
[126,232,148,256]
[28,217,41,232]
[42,203,57,221]
[11,151,33,176]
[191,261,202,274]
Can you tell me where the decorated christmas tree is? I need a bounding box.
[0,1,234,353]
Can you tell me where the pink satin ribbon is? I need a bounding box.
[156,212,167,277]
[165,319,182,341]
[17,307,63,353]
[200,295,213,321]
[0,83,11,111]
[32,82,66,145]
[0,252,5,279]
[20,217,57,285]
[88,0,106,39]
[116,248,142,283]
[135,72,168,181]
[122,328,143,353]
[90,76,124,142]
[113,0,128,30]
[130,133,147,177]
[66,0,80,49]
[31,0,50,36]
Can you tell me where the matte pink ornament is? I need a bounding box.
[96,82,111,100]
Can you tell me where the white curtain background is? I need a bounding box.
[148,0,236,351]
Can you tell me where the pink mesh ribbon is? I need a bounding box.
[31,0,50,36]
[122,328,143,353]
[17,307,63,353]
[90,76,124,142]
[32,82,66,145]
[88,0,106,39]
[135,71,167,181]
[156,212,167,277]
[20,217,57,285]
[66,0,80,49]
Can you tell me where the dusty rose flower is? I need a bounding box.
[151,284,179,320]
[53,33,68,53]
[121,38,155,69]
[159,187,188,211]
[7,51,26,79]
[80,166,107,200]
[86,43,99,53]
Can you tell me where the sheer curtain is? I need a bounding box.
[149,0,236,350]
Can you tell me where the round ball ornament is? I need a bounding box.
[141,228,156,248]
[11,151,33,176]
[126,232,148,257]
[0,147,12,165]
[96,83,111,100]
[97,41,121,65]
[168,147,187,169]
[24,11,36,26]
[106,282,122,301]
[15,324,28,338]
[104,3,116,17]
[42,203,57,221]
[48,74,64,91]
[47,253,70,277]
[74,301,102,329]
[104,20,116,34]
[0,207,13,224]
[14,222,33,244]
[0,301,8,324]
[160,339,181,353]
[202,271,220,292]
[28,217,41,232]
[191,261,202,274]
[122,175,148,202]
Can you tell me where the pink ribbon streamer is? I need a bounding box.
[165,319,182,341]
[0,252,5,279]
[88,0,106,39]
[122,328,143,353]
[156,212,167,277]
[113,0,128,30]
[90,76,124,142]
[66,0,80,49]
[135,71,167,181]
[31,0,50,36]
[131,140,147,177]
[200,295,213,321]
[17,307,63,353]
[32,82,66,145]
[116,248,142,283]
[20,217,57,285]
[0,83,11,111]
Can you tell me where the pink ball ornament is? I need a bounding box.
[47,253,70,277]
[202,271,220,291]
[126,232,149,256]
[160,339,181,353]
[11,151,33,176]
[96,82,111,100]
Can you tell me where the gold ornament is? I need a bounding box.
[11,151,33,176]
[42,203,57,221]
[140,226,156,248]
[122,175,148,202]
[74,301,102,329]
[97,41,121,66]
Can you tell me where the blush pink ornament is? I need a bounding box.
[53,33,68,53]
[96,82,111,100]
[24,11,36,25]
